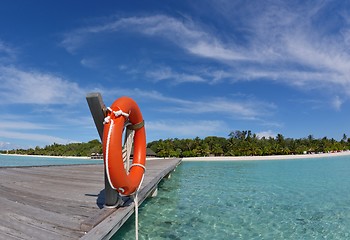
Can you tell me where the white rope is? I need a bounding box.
[123,122,135,171]
[118,155,146,240]
[103,116,111,124]
[130,163,146,171]
[108,107,130,118]
[132,172,145,240]
[104,107,133,184]
[117,164,146,197]
[104,106,145,240]
[134,190,140,240]
[104,119,116,190]
[104,107,129,124]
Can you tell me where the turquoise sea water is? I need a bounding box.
[114,156,350,239]
[0,154,102,167]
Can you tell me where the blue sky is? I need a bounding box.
[1,0,350,150]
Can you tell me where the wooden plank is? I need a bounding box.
[0,164,105,240]
[0,158,182,240]
[81,158,181,240]
[86,92,120,207]
[80,208,116,232]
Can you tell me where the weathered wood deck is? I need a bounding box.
[0,158,181,240]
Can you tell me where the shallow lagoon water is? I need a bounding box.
[114,156,350,239]
[0,154,102,167]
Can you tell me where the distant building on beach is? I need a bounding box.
[91,148,157,159]
[145,148,157,157]
[90,152,103,159]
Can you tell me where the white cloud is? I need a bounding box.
[61,11,350,100]
[284,35,350,83]
[0,141,18,150]
[332,96,343,111]
[0,117,83,147]
[168,97,274,120]
[0,141,9,148]
[101,87,274,120]
[256,130,276,139]
[61,15,247,61]
[0,66,85,105]
[0,121,51,130]
[146,66,206,84]
[245,2,350,97]
[80,57,99,68]
[59,2,350,113]
[147,120,227,139]
[0,130,71,145]
[188,41,247,61]
[208,70,233,84]
[149,91,273,120]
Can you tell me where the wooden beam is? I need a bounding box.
[86,92,120,207]
[86,92,106,140]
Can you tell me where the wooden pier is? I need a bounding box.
[0,158,181,240]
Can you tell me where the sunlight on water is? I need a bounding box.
[113,157,350,239]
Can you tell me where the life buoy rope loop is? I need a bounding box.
[102,96,146,196]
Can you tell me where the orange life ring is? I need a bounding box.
[102,96,146,196]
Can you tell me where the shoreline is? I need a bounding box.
[3,151,350,162]
[182,151,350,161]
[0,153,91,160]
[0,154,171,161]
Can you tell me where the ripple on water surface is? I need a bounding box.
[113,157,350,239]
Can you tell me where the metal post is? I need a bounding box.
[86,92,121,207]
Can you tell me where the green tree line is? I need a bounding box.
[147,131,350,158]
[1,131,349,158]
[0,139,102,157]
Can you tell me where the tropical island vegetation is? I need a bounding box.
[1,131,349,158]
[0,139,102,157]
[148,131,350,158]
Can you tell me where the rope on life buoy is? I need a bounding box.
[131,171,145,240]
[103,97,146,240]
[104,117,115,190]
[122,131,146,240]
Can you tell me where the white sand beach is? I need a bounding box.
[182,151,350,161]
[4,151,350,162]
